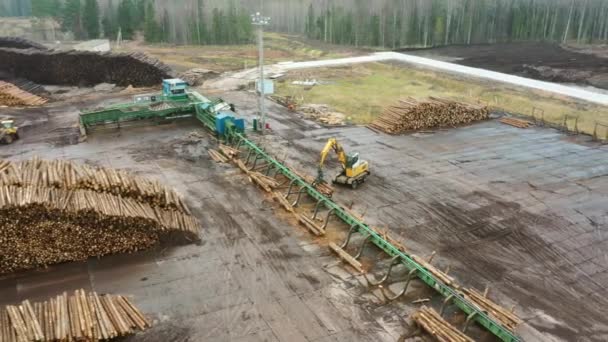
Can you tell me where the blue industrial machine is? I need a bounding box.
[79,79,246,139]
[162,79,189,100]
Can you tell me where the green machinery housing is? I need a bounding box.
[78,80,520,342]
[79,79,246,138]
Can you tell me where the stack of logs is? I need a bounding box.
[369,97,489,134]
[412,306,474,342]
[0,47,173,87]
[0,159,189,212]
[0,81,48,107]
[0,158,200,274]
[0,290,150,342]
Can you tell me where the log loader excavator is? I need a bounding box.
[315,138,370,189]
[0,120,18,145]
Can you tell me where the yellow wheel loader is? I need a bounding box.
[0,120,18,145]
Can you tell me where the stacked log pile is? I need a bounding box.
[369,97,489,134]
[0,37,47,50]
[0,289,150,342]
[0,48,173,87]
[0,158,200,274]
[0,159,189,212]
[0,81,48,107]
[412,306,474,342]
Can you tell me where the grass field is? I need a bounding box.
[275,62,608,136]
[117,33,359,73]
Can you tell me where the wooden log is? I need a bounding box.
[329,242,364,273]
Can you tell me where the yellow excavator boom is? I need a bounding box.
[316,138,370,188]
[319,138,347,169]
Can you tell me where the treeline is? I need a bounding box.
[17,0,253,45]
[303,0,608,47]
[3,0,608,47]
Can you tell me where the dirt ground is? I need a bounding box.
[1,80,607,342]
[403,42,608,90]
[222,91,608,342]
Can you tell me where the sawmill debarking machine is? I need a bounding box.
[79,79,245,139]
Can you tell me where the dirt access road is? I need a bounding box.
[403,42,608,90]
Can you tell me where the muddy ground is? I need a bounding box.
[403,42,608,90]
[0,85,607,342]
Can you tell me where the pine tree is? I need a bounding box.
[32,0,56,17]
[83,0,100,39]
[161,9,170,42]
[117,0,136,39]
[211,8,221,44]
[62,0,83,39]
[306,4,315,39]
[144,1,161,43]
[194,0,208,45]
[134,0,146,30]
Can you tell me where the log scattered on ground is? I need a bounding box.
[461,288,522,330]
[0,289,150,342]
[369,97,489,134]
[412,306,474,342]
[0,81,48,107]
[292,168,334,197]
[499,117,532,128]
[0,47,173,87]
[0,158,200,274]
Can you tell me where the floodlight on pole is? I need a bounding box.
[251,12,270,134]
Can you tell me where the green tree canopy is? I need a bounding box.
[62,0,83,39]
[83,0,100,39]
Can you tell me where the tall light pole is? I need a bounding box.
[251,12,270,134]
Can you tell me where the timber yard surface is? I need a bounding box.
[0,36,608,342]
[1,88,607,342]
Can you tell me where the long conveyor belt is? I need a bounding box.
[231,133,520,342]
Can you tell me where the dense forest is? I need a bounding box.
[1,0,608,47]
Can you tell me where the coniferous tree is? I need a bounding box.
[83,0,100,39]
[62,0,83,39]
[32,0,61,17]
[161,8,170,42]
[144,1,161,43]
[117,0,136,39]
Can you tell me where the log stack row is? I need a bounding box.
[369,97,489,134]
[0,81,48,107]
[0,289,150,342]
[0,158,189,213]
[0,158,200,274]
[0,47,173,87]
